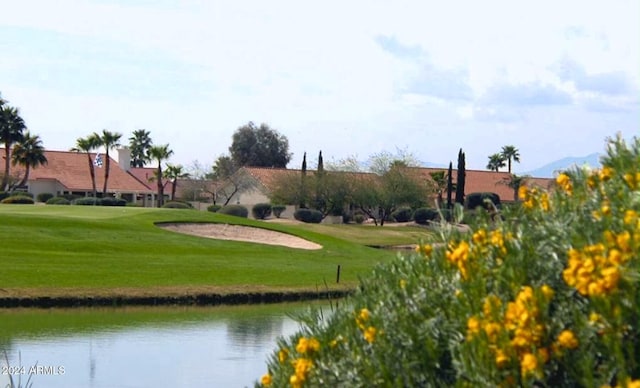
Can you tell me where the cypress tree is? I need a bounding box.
[447,161,453,210]
[455,149,466,205]
[300,152,307,208]
[317,150,324,174]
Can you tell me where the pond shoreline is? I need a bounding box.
[0,290,352,308]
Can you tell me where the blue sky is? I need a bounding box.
[1,0,638,174]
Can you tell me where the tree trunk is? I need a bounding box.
[16,166,30,188]
[103,151,110,196]
[171,181,177,201]
[2,146,10,191]
[86,154,97,197]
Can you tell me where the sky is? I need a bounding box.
[1,0,638,174]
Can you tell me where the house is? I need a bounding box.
[0,147,161,205]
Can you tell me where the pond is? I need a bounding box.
[0,302,330,388]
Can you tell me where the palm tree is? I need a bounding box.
[429,171,447,207]
[148,144,173,207]
[11,132,47,189]
[500,173,529,201]
[486,153,506,172]
[96,129,122,196]
[164,163,189,201]
[129,129,153,167]
[501,145,520,173]
[0,105,26,190]
[71,134,101,198]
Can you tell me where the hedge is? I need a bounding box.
[46,197,71,205]
[272,204,286,218]
[218,204,249,218]
[252,203,272,220]
[294,208,323,223]
[1,195,35,204]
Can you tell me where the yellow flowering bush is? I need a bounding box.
[257,135,639,387]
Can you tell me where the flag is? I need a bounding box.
[94,153,103,168]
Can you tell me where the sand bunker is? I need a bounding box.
[159,223,322,250]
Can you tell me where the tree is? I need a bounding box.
[0,105,26,190]
[500,173,530,201]
[447,162,453,210]
[317,151,324,173]
[148,144,173,207]
[501,145,520,173]
[164,163,190,201]
[11,132,47,189]
[300,152,308,208]
[129,129,153,167]
[486,153,506,172]
[211,154,253,206]
[229,122,292,167]
[71,134,101,197]
[96,129,122,196]
[455,149,466,205]
[429,171,447,208]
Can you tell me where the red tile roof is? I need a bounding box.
[1,149,154,193]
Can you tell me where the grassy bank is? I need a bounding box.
[0,206,430,303]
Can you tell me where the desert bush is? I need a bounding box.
[101,197,127,207]
[73,197,102,206]
[257,134,640,388]
[1,195,34,204]
[413,207,439,224]
[46,197,71,205]
[294,208,323,223]
[391,207,413,223]
[354,214,366,224]
[252,203,273,220]
[36,192,55,203]
[465,192,501,210]
[272,204,286,218]
[219,204,249,218]
[207,204,222,213]
[162,201,192,209]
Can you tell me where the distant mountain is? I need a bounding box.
[523,153,601,178]
[419,161,448,169]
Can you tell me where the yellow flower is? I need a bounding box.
[295,337,320,354]
[518,185,529,200]
[399,279,407,289]
[624,210,638,225]
[599,166,614,181]
[358,308,370,322]
[260,373,272,386]
[483,322,502,343]
[467,316,481,337]
[291,358,313,385]
[520,352,538,376]
[416,244,433,256]
[557,330,579,349]
[556,173,573,195]
[363,326,377,343]
[278,348,289,363]
[495,349,509,368]
[540,284,554,300]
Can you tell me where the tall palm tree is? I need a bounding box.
[71,134,101,198]
[0,105,26,190]
[164,164,189,201]
[429,171,447,207]
[501,145,521,173]
[486,153,506,172]
[500,173,529,201]
[129,129,153,167]
[148,144,173,207]
[11,132,47,189]
[96,129,122,196]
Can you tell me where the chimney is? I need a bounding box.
[118,147,131,172]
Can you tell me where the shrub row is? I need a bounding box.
[294,208,323,223]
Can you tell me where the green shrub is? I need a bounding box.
[354,214,366,224]
[1,195,34,204]
[36,192,55,203]
[162,201,192,209]
[73,197,102,206]
[294,208,323,223]
[252,203,272,220]
[0,192,9,201]
[46,197,71,205]
[391,207,413,222]
[101,197,127,207]
[272,204,286,218]
[413,207,439,224]
[465,192,501,210]
[219,204,249,218]
[257,134,640,388]
[207,204,222,213]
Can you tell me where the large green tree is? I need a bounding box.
[486,153,506,172]
[95,129,122,196]
[71,134,101,197]
[500,145,520,173]
[129,129,153,167]
[148,144,173,207]
[455,149,466,205]
[229,122,292,167]
[0,105,26,190]
[11,132,47,189]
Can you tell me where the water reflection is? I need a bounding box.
[0,303,319,388]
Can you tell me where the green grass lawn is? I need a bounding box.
[0,205,431,297]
